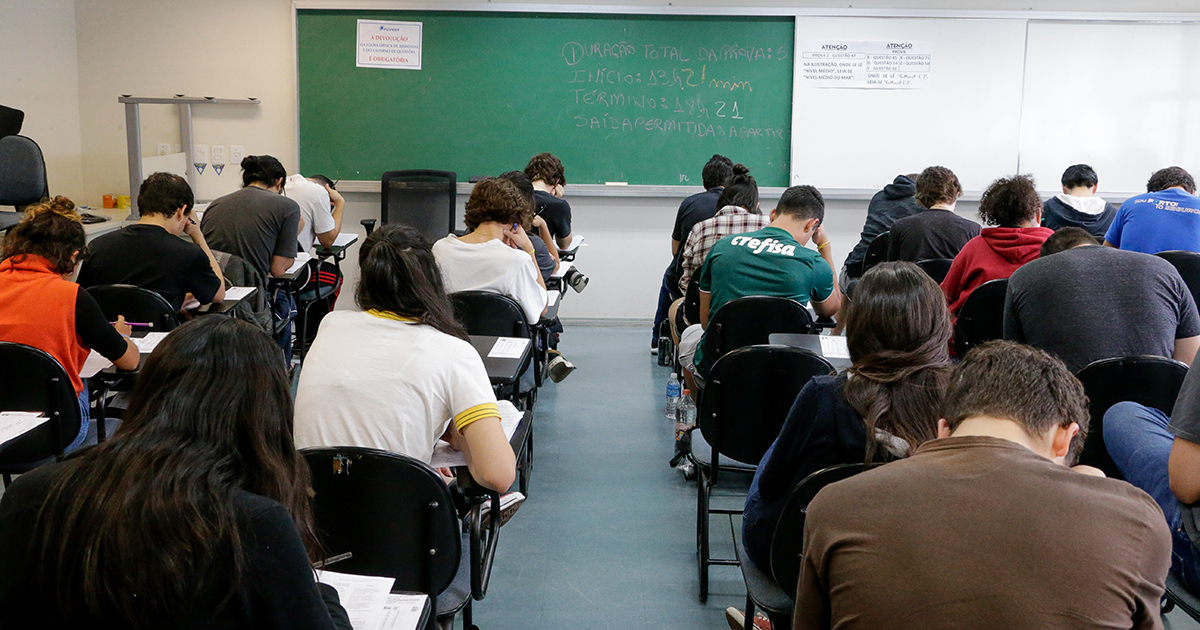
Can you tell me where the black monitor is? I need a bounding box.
[0,105,24,138]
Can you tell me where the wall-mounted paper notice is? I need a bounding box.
[357,20,423,70]
[802,41,931,89]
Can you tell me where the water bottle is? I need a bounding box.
[675,390,696,442]
[665,373,681,419]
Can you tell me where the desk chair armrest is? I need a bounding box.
[813,316,836,331]
[456,472,500,601]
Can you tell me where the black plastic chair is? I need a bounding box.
[0,342,80,485]
[862,231,889,274]
[303,447,499,630]
[381,170,457,244]
[1075,355,1188,479]
[1163,570,1200,621]
[683,273,702,328]
[87,284,179,332]
[734,463,864,630]
[700,296,819,373]
[953,278,1008,356]
[450,291,545,406]
[691,345,835,603]
[1157,250,1200,311]
[915,258,954,284]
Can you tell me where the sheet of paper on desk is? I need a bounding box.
[547,292,559,307]
[223,286,256,301]
[0,412,48,448]
[488,337,529,359]
[317,570,395,630]
[332,232,359,247]
[818,335,851,359]
[285,252,313,275]
[133,332,170,353]
[550,261,573,279]
[181,296,201,311]
[80,350,113,378]
[430,401,522,468]
[377,593,428,630]
[562,234,586,250]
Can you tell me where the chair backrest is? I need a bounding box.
[915,258,954,284]
[87,284,179,332]
[449,291,532,338]
[701,296,817,367]
[699,345,835,467]
[1075,355,1189,478]
[770,463,865,596]
[862,231,890,274]
[684,273,702,326]
[0,105,23,138]
[953,278,1008,355]
[1157,250,1200,310]
[0,342,80,464]
[0,135,48,208]
[381,170,457,243]
[302,447,461,599]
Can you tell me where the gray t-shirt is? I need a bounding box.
[1004,245,1200,373]
[201,186,301,280]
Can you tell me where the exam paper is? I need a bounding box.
[547,292,559,307]
[80,350,113,378]
[377,593,428,630]
[284,252,313,275]
[331,232,359,247]
[317,570,395,630]
[487,337,529,359]
[550,261,573,279]
[818,335,851,359]
[223,286,256,301]
[431,401,522,468]
[0,412,48,449]
[133,332,170,354]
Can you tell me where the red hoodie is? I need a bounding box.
[941,226,1053,315]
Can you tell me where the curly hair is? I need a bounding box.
[915,166,962,208]
[463,177,528,230]
[2,195,86,273]
[1147,166,1196,194]
[978,174,1041,227]
[524,153,566,186]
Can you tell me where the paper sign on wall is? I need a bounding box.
[801,41,931,89]
[356,20,422,70]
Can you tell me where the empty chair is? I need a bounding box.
[953,278,1008,356]
[1157,250,1200,310]
[87,284,179,332]
[449,291,545,412]
[0,343,80,485]
[692,345,835,602]
[700,296,818,373]
[915,258,954,284]
[1075,355,1188,478]
[381,170,457,243]
[862,230,889,274]
[0,134,47,229]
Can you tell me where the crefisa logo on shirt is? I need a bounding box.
[728,235,796,256]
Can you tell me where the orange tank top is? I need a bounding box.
[0,255,89,393]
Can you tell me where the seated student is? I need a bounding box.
[941,175,1052,316]
[795,341,1171,630]
[886,165,980,262]
[676,185,841,389]
[78,172,225,311]
[676,164,768,295]
[499,170,558,283]
[841,173,923,296]
[1006,227,1200,372]
[296,225,515,492]
[285,173,344,253]
[525,152,574,249]
[740,262,951,577]
[0,197,138,451]
[201,155,301,359]
[1041,163,1119,237]
[0,317,351,629]
[1105,166,1200,254]
[652,154,733,353]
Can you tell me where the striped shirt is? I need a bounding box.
[678,205,771,292]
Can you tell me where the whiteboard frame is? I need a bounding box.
[291,1,1200,198]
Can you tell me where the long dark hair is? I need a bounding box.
[717,163,759,213]
[2,196,86,273]
[356,224,468,341]
[32,317,315,627]
[240,154,286,188]
[842,262,952,465]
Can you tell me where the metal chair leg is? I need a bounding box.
[698,469,711,603]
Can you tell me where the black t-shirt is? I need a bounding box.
[78,224,222,312]
[0,461,351,630]
[887,208,981,262]
[533,190,572,242]
[672,188,724,244]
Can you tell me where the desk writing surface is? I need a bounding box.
[768,333,853,371]
[468,335,531,385]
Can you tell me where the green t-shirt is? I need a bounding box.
[693,226,834,377]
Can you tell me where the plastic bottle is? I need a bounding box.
[675,390,696,442]
[665,373,681,419]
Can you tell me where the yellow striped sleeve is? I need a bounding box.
[453,402,500,433]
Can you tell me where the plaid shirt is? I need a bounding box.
[678,205,771,292]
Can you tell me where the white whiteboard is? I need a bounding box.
[791,17,1028,194]
[1019,21,1200,198]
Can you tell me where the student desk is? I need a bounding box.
[468,335,532,386]
[768,333,854,371]
[193,286,258,315]
[539,291,560,324]
[313,232,359,274]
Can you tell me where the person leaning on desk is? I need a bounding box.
[0,198,139,456]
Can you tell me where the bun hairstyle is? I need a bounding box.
[2,195,86,273]
[356,224,468,341]
[716,163,759,213]
[240,155,287,189]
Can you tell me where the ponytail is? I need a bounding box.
[717,164,759,213]
[355,224,468,341]
[2,195,86,273]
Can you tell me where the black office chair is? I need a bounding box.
[0,342,81,485]
[87,284,179,332]
[862,231,890,274]
[0,134,48,230]
[1163,570,1200,621]
[381,170,457,244]
[953,278,1008,356]
[915,258,954,284]
[733,463,864,630]
[692,345,835,603]
[0,104,23,138]
[700,296,819,374]
[450,291,545,407]
[1157,250,1200,310]
[683,274,702,328]
[1075,355,1188,479]
[303,447,499,630]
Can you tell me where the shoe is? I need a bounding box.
[650,344,658,356]
[479,492,525,528]
[725,607,771,630]
[547,354,576,383]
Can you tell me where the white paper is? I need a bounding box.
[80,350,113,378]
[356,19,423,70]
[818,335,851,359]
[430,401,522,468]
[547,292,559,307]
[223,286,256,301]
[133,332,169,354]
[561,234,586,250]
[332,232,359,247]
[487,337,529,359]
[802,41,931,89]
[181,296,201,311]
[550,261,573,279]
[0,412,48,448]
[284,252,313,275]
[317,570,396,630]
[377,593,428,630]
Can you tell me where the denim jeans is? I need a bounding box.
[652,264,679,344]
[1104,401,1200,591]
[273,288,296,364]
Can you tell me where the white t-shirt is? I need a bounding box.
[432,235,547,323]
[294,310,498,462]
[283,174,335,252]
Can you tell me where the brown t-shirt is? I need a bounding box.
[795,435,1171,630]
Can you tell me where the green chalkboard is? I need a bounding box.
[297,10,794,187]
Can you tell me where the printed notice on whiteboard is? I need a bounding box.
[356,20,422,70]
[801,41,931,89]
